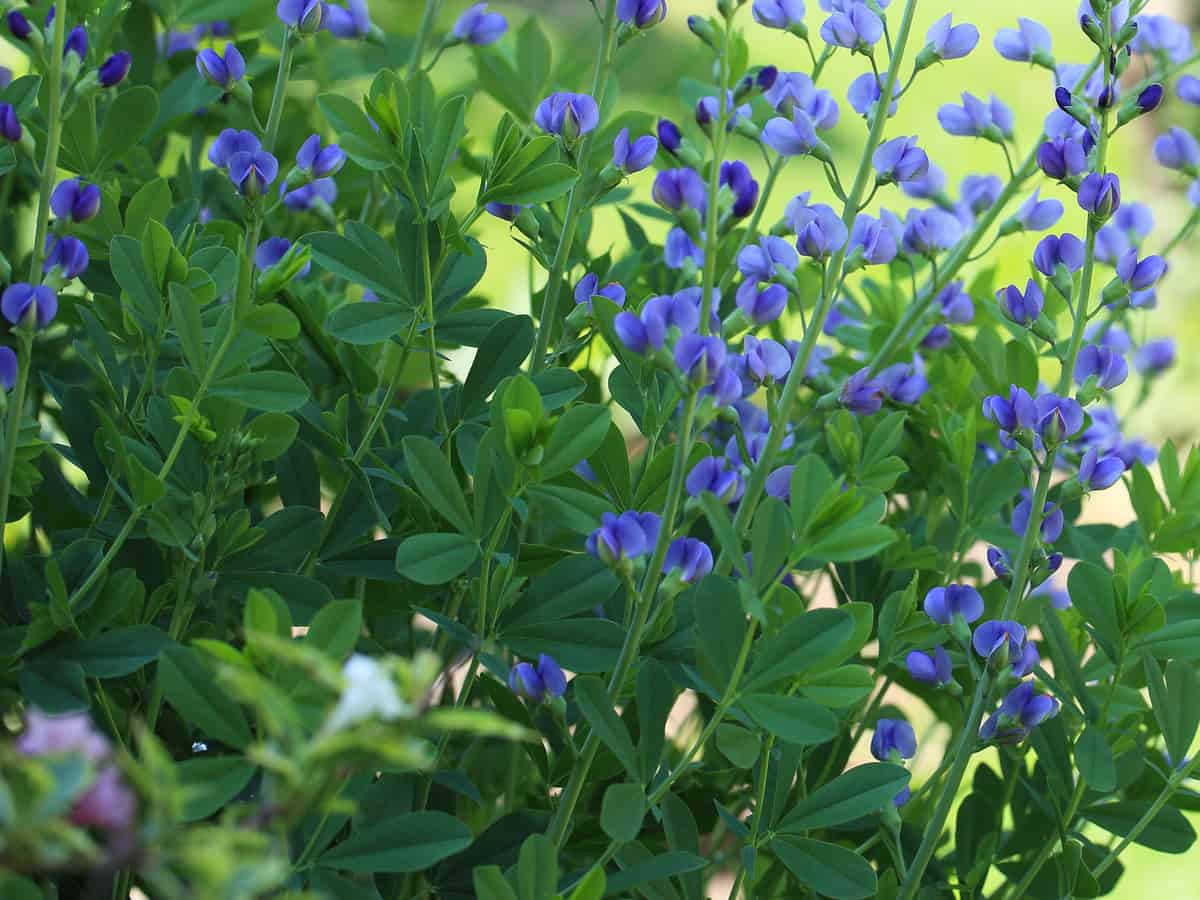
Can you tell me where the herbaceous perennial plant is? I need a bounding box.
[0,0,1198,896]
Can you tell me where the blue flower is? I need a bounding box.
[534,92,600,139]
[847,73,899,118]
[43,236,89,280]
[960,175,1002,213]
[586,511,660,563]
[847,214,898,266]
[696,92,752,132]
[1179,75,1200,106]
[972,619,1026,662]
[840,368,885,416]
[900,209,963,256]
[255,237,311,277]
[209,128,261,168]
[938,93,1012,139]
[1115,250,1167,292]
[229,149,280,196]
[6,11,31,41]
[326,0,373,39]
[720,161,759,218]
[993,17,1052,63]
[277,0,324,32]
[663,538,714,584]
[675,334,727,385]
[980,681,1059,743]
[1,283,58,329]
[686,456,743,503]
[762,108,819,157]
[901,164,946,201]
[1078,172,1121,221]
[509,654,567,702]
[296,134,347,179]
[743,335,792,384]
[924,584,984,625]
[873,136,929,185]
[664,228,704,269]
[752,0,806,30]
[657,118,683,153]
[1078,448,1126,491]
[790,200,848,259]
[283,178,337,211]
[738,236,799,281]
[613,128,658,174]
[574,273,625,311]
[0,347,16,391]
[907,645,953,686]
[1037,136,1088,180]
[1130,15,1193,65]
[98,51,131,87]
[64,26,88,61]
[1134,338,1175,376]
[879,360,928,405]
[765,73,839,129]
[618,0,666,29]
[196,44,245,91]
[925,13,978,60]
[0,104,20,143]
[1153,127,1200,172]
[982,385,1038,439]
[653,167,706,212]
[1074,345,1128,390]
[820,2,883,50]
[50,178,101,223]
[1015,189,1063,231]
[1034,233,1085,275]
[870,718,916,762]
[997,279,1044,326]
[987,547,1011,579]
[1012,490,1064,542]
[452,2,506,44]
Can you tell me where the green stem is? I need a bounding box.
[407,0,446,78]
[0,333,32,582]
[28,6,68,281]
[529,0,619,374]
[1001,777,1086,900]
[419,224,449,436]
[741,733,776,900]
[263,32,296,155]
[696,8,735,335]
[718,156,787,295]
[1094,754,1200,877]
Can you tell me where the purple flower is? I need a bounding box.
[6,11,31,40]
[98,51,132,87]
[1075,345,1128,390]
[686,456,743,503]
[879,360,928,404]
[1015,189,1063,231]
[820,3,883,50]
[664,538,714,584]
[937,281,974,323]
[870,718,916,761]
[1113,203,1155,240]
[282,177,337,211]
[972,619,1026,662]
[938,93,1011,139]
[613,128,658,174]
[961,175,1002,214]
[675,334,727,385]
[614,311,661,355]
[43,236,89,279]
[1131,15,1194,65]
[752,0,806,30]
[791,201,848,259]
[50,178,102,223]
[1078,172,1121,221]
[657,118,683,153]
[452,2,508,44]
[1011,641,1040,679]
[228,149,280,196]
[982,385,1038,439]
[765,73,839,129]
[743,335,792,384]
[907,646,953,686]
[574,273,625,311]
[925,13,978,60]
[196,44,245,91]
[840,367,885,416]
[1078,448,1126,491]
[704,364,744,407]
[509,654,568,702]
[696,92,752,131]
[994,17,1052,62]
[847,73,899,118]
[1179,75,1200,105]
[0,347,15,391]
[1115,250,1167,291]
[209,128,261,168]
[987,547,1011,579]
[1034,233,1085,275]
[534,92,600,139]
[1037,136,1088,180]
[664,228,704,269]
[653,167,706,212]
[997,280,1044,327]
[873,136,929,184]
[255,237,311,277]
[924,584,984,625]
[765,465,793,501]
[0,104,20,143]
[1037,393,1084,444]
[847,214,898,266]
[980,681,1060,743]
[587,511,660,563]
[65,25,88,61]
[1134,338,1175,376]
[297,134,347,178]
[1,283,58,329]
[277,0,324,32]
[720,161,759,218]
[901,208,963,256]
[761,108,819,157]
[618,0,667,28]
[901,163,946,201]
[1153,127,1200,171]
[1086,323,1132,354]
[326,0,373,39]
[736,281,788,325]
[1012,491,1064,542]
[921,325,951,350]
[738,236,799,281]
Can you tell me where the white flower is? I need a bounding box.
[322,654,410,734]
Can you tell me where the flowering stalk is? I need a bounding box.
[0,332,32,581]
[408,0,446,77]
[529,0,619,374]
[719,155,787,295]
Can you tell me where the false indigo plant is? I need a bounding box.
[0,0,1197,898]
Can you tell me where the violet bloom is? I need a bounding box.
[0,104,20,143]
[297,134,347,179]
[1134,338,1175,376]
[326,0,373,39]
[736,281,787,325]
[1036,393,1084,445]
[987,547,1011,579]
[765,73,839,129]
[994,17,1052,62]
[657,119,683,153]
[840,368,885,416]
[873,136,929,185]
[228,149,280,196]
[614,311,662,355]
[209,128,261,168]
[938,93,1011,139]
[43,236,89,280]
[1116,250,1167,291]
[901,208,963,256]
[50,178,102,223]
[720,161,759,218]
[997,280,1043,326]
[618,0,667,29]
[664,228,704,269]
[980,681,1060,743]
[925,13,978,60]
[686,456,743,503]
[879,360,928,405]
[738,236,799,281]
[743,335,792,384]
[972,620,1026,664]
[1010,641,1040,679]
[1179,75,1200,105]
[98,51,132,87]
[820,2,883,50]
[704,364,744,407]
[613,128,657,175]
[1037,136,1088,181]
[907,646,953,686]
[752,0,806,30]
[1131,15,1194,65]
[277,0,324,32]
[1154,127,1200,172]
[961,175,1002,214]
[764,465,794,500]
[255,237,311,277]
[792,202,848,259]
[1078,172,1121,220]
[1034,233,1085,275]
[534,92,599,140]
[937,281,973,323]
[6,11,31,40]
[982,385,1038,441]
[664,538,714,584]
[695,92,751,132]
[1075,345,1127,390]
[1012,491,1064,542]
[509,654,567,702]
[924,584,984,625]
[761,108,819,157]
[1113,203,1155,241]
[574,273,625,311]
[902,163,946,201]
[1,283,58,329]
[675,334,727,386]
[0,347,16,391]
[1015,189,1063,231]
[586,510,660,563]
[847,73,899,118]
[870,718,916,762]
[653,167,706,212]
[196,44,245,91]
[65,26,88,61]
[1078,448,1126,491]
[921,325,951,350]
[1086,322,1132,354]
[283,177,337,211]
[847,214,898,266]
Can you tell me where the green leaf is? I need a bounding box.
[395,533,479,584]
[573,675,640,779]
[473,867,518,900]
[211,371,310,412]
[605,851,706,896]
[1149,658,1200,768]
[403,435,474,536]
[244,303,301,340]
[306,598,363,660]
[1132,620,1200,660]
[516,834,558,900]
[461,315,534,416]
[57,625,172,678]
[326,301,413,345]
[698,494,745,577]
[567,866,605,900]
[692,576,747,686]
[1069,562,1122,661]
[127,455,166,506]
[771,837,876,900]
[95,85,158,171]
[178,756,256,821]
[796,665,874,707]
[246,413,300,462]
[157,647,252,749]
[744,609,853,691]
[502,619,624,673]
[483,162,579,206]
[317,93,397,171]
[752,497,792,592]
[741,693,839,745]
[1074,726,1116,793]
[601,783,645,844]
[716,724,761,768]
[1083,801,1196,853]
[540,404,612,479]
[169,282,205,373]
[777,763,910,833]
[305,226,413,305]
[319,811,473,872]
[110,234,161,329]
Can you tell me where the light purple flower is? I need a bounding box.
[738,236,799,281]
[765,73,839,129]
[994,17,1052,62]
[1034,233,1085,275]
[848,214,898,266]
[840,367,885,416]
[534,92,600,139]
[873,136,929,184]
[907,645,953,686]
[820,2,883,50]
[972,619,1026,662]
[675,334,727,385]
[296,134,346,178]
[664,538,714,584]
[1154,127,1200,171]
[924,584,984,625]
[743,335,792,384]
[752,0,806,30]
[653,167,706,212]
[326,0,373,38]
[1134,338,1175,376]
[901,208,963,256]
[980,681,1059,743]
[586,510,660,563]
[277,0,324,32]
[792,201,848,259]
[847,73,899,118]
[925,13,978,60]
[687,456,743,502]
[2,283,57,329]
[1075,345,1128,390]
[762,108,819,157]
[1078,448,1126,491]
[664,227,704,269]
[196,44,245,91]
[1078,172,1121,220]
[1012,490,1064,542]
[870,718,916,761]
[613,128,658,174]
[452,2,506,44]
[1016,189,1063,231]
[50,178,102,223]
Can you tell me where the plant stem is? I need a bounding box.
[697,8,735,336]
[529,0,619,374]
[263,32,295,155]
[28,7,68,282]
[718,156,787,295]
[1094,754,1200,877]
[1000,778,1086,900]
[0,333,32,583]
[419,224,449,435]
[740,733,776,900]
[407,0,446,78]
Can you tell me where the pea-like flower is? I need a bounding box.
[1013,189,1063,231]
[1153,127,1200,172]
[98,51,132,87]
[982,385,1038,444]
[738,235,799,281]
[657,118,683,153]
[43,236,89,280]
[1131,15,1193,66]
[997,279,1044,326]
[6,11,32,41]
[873,136,929,185]
[1077,172,1121,221]
[277,0,324,32]
[847,73,899,118]
[901,208,963,256]
[255,237,311,277]
[761,108,819,157]
[720,161,759,218]
[791,201,848,259]
[675,334,727,386]
[1034,233,1085,276]
[752,0,806,30]
[1,283,58,329]
[1037,136,1088,180]
[209,128,262,168]
[574,273,625,311]
[736,281,788,325]
[1179,75,1200,106]
[326,0,373,39]
[65,26,88,61]
[228,148,280,196]
[924,584,984,625]
[283,177,337,212]
[907,645,953,686]
[1074,344,1128,390]
[50,178,102,223]
[972,619,1026,663]
[586,510,660,563]
[509,654,568,702]
[923,13,979,61]
[993,17,1052,63]
[695,92,751,132]
[846,213,899,267]
[534,92,599,140]
[613,128,658,175]
[0,104,22,143]
[840,367,885,416]
[297,134,347,179]
[960,175,1001,214]
[743,335,792,384]
[987,547,1011,579]
[980,681,1059,743]
[686,456,743,503]
[1078,448,1126,491]
[938,93,1012,140]
[618,0,666,29]
[870,718,916,762]
[765,73,839,129]
[324,654,410,733]
[0,347,16,391]
[196,44,245,91]
[653,167,706,212]
[879,360,928,405]
[1134,338,1175,376]
[663,537,714,584]
[820,2,883,51]
[1012,490,1064,542]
